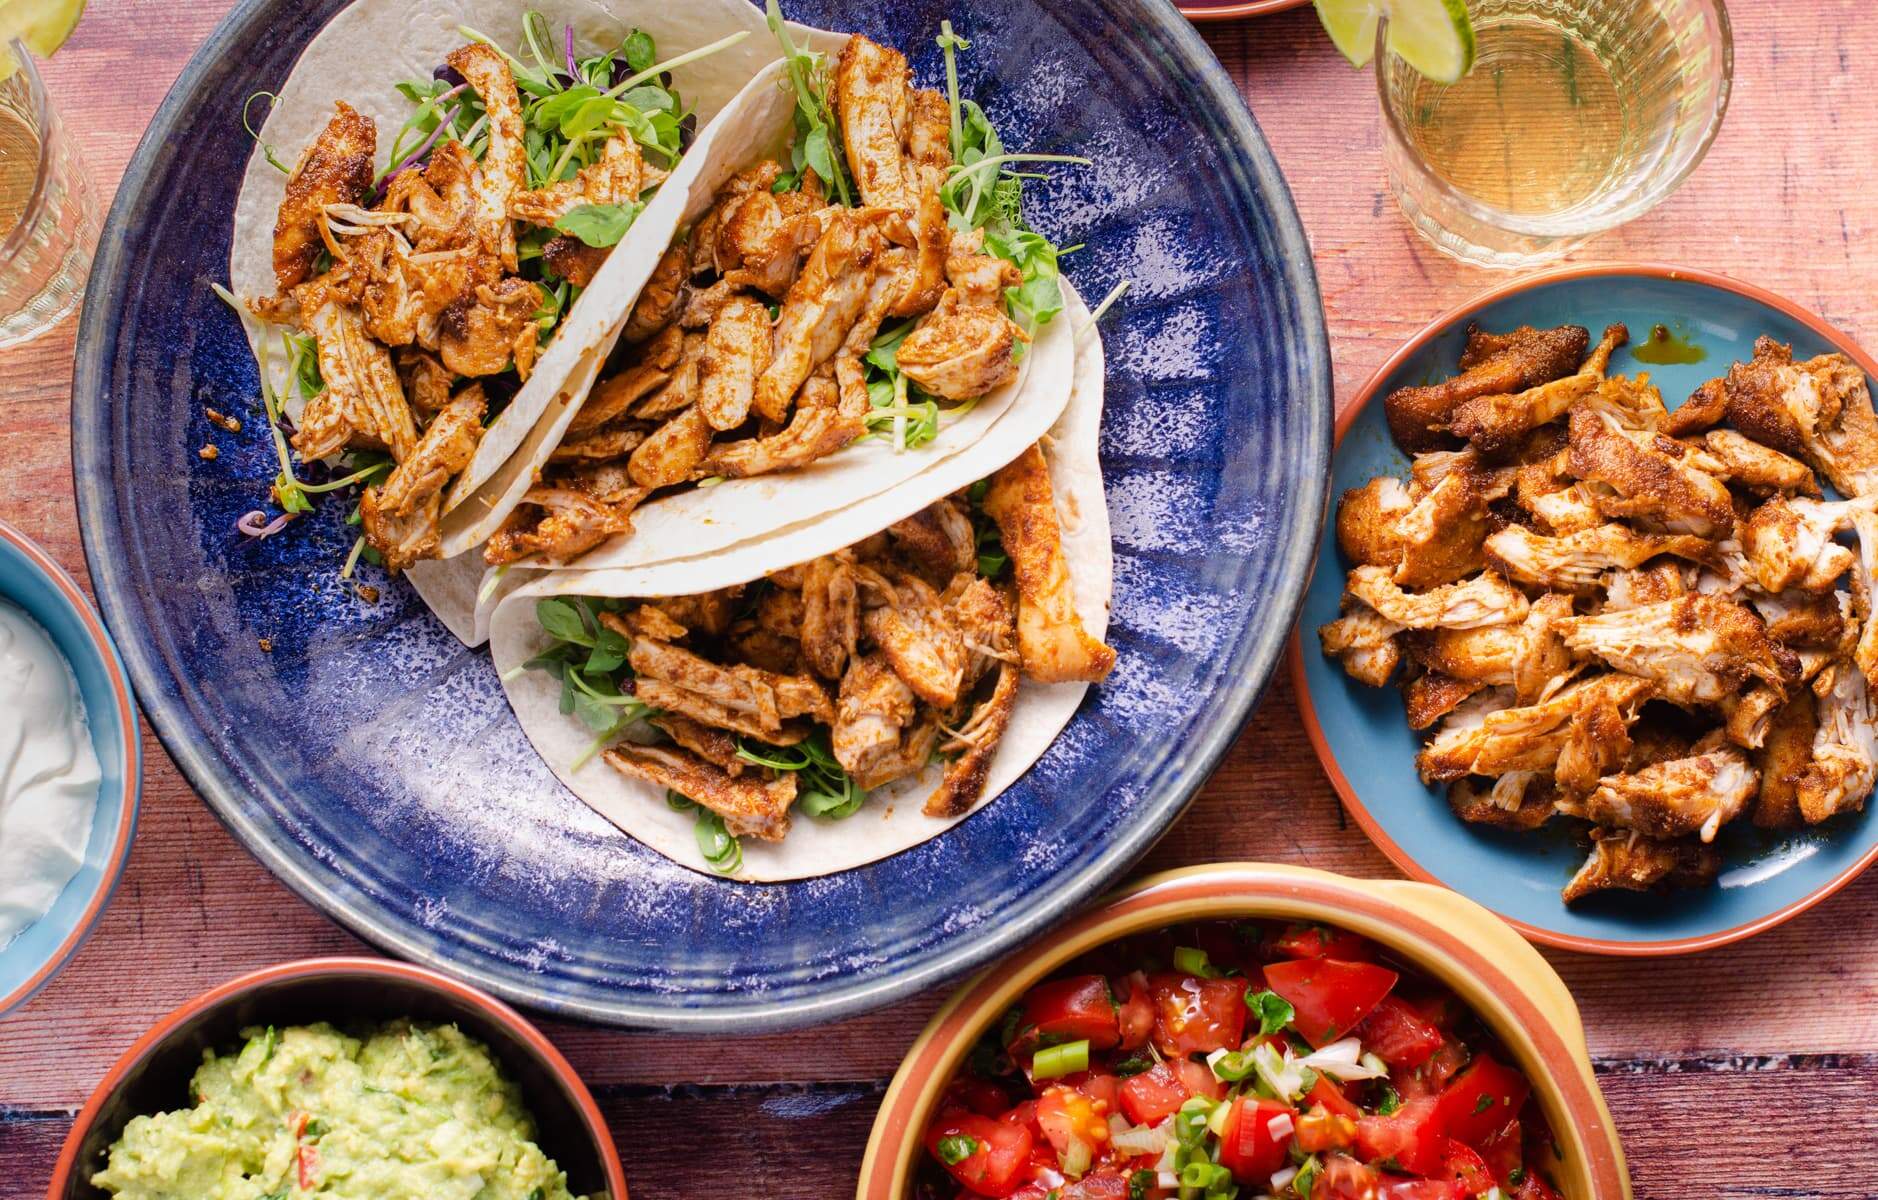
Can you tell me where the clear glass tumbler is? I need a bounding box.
[0,38,98,347]
[1378,0,1732,269]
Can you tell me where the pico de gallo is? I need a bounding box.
[918,920,1566,1200]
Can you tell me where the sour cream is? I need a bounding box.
[0,601,100,949]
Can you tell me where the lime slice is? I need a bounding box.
[1383,0,1475,84]
[1313,0,1475,84]
[0,0,87,79]
[1313,0,1383,69]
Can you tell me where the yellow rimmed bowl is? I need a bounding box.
[859,863,1630,1199]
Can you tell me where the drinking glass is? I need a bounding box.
[0,38,98,348]
[1378,0,1732,269]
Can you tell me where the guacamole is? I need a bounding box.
[92,1021,587,1200]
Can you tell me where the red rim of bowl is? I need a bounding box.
[1289,260,1878,957]
[862,864,1628,1199]
[1179,0,1309,20]
[0,518,141,1016]
[44,956,629,1200]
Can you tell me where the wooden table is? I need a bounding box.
[5,2,1877,1196]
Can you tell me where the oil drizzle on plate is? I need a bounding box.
[1632,322,1707,365]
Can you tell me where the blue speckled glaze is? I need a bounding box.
[1300,270,1878,952]
[73,0,1330,1028]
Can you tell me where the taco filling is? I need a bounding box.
[226,13,727,575]
[519,439,1113,873]
[486,15,1086,566]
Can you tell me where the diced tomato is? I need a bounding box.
[1307,1074,1364,1122]
[1311,1154,1381,1200]
[1216,1096,1296,1183]
[1378,1181,1463,1200]
[1011,975,1121,1054]
[1118,1061,1189,1125]
[1436,1138,1497,1197]
[1262,959,1398,1047]
[1396,1040,1469,1100]
[1273,923,1375,962]
[926,1111,1033,1197]
[949,1077,1013,1118]
[1174,1057,1227,1102]
[1059,1070,1122,1116]
[1146,972,1250,1057]
[1478,1118,1522,1183]
[1433,1056,1530,1148]
[1297,1104,1359,1153]
[1036,1086,1110,1164]
[1003,1100,1042,1139]
[1509,1171,1564,1200]
[1115,972,1155,1052]
[1356,996,1445,1068]
[1355,1096,1443,1175]
[295,1144,318,1191]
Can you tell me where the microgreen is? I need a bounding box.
[737,732,866,818]
[553,201,643,247]
[241,91,290,174]
[765,0,852,203]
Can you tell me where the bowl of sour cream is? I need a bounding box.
[0,518,140,1016]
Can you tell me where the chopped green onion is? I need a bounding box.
[1171,946,1215,977]
[1031,1039,1090,1080]
[1088,278,1130,323]
[936,1133,979,1165]
[1173,1097,1212,1147]
[1206,1048,1255,1083]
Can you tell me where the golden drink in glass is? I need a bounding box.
[0,39,97,347]
[1379,0,1732,268]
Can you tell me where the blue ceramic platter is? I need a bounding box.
[73,0,1329,1028]
[1297,267,1878,954]
[0,521,140,1016]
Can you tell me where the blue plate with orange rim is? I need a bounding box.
[0,520,140,1016]
[1293,263,1878,955]
[72,0,1330,1027]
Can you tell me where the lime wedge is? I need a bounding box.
[1384,0,1474,83]
[1313,0,1383,69]
[0,0,87,79]
[1313,0,1475,84]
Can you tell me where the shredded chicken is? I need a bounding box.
[1344,565,1529,630]
[1561,829,1721,905]
[1556,595,1796,707]
[1577,744,1758,841]
[981,444,1116,683]
[273,102,375,292]
[1725,336,1878,497]
[1417,675,1653,783]
[1484,523,1712,593]
[1384,322,1589,450]
[1798,660,1878,823]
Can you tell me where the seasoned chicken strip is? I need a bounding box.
[1699,429,1818,496]
[863,572,968,708]
[1484,524,1713,593]
[897,250,1028,401]
[1447,773,1558,832]
[696,295,773,431]
[832,653,919,789]
[443,43,526,270]
[1798,659,1878,823]
[1725,336,1878,497]
[799,555,861,680]
[373,385,486,517]
[1578,744,1758,841]
[752,213,884,423]
[1448,324,1625,455]
[1561,829,1720,905]
[606,743,797,841]
[292,301,417,463]
[1556,595,1796,707]
[1754,688,1818,829]
[273,102,375,293]
[833,34,914,210]
[706,367,866,478]
[1417,675,1653,783]
[1567,406,1734,537]
[440,276,542,380]
[625,243,689,344]
[1335,476,1413,568]
[484,468,647,564]
[629,405,713,489]
[1402,672,1485,731]
[1317,601,1402,687]
[1384,322,1589,450]
[928,661,1019,818]
[1739,494,1872,593]
[1343,565,1530,630]
[357,489,441,574]
[1392,468,1492,588]
[1404,592,1574,702]
[982,444,1117,683]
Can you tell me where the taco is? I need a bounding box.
[474,10,1090,592]
[488,289,1110,879]
[221,0,785,593]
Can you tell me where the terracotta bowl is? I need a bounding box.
[859,863,1629,1200]
[46,957,627,1200]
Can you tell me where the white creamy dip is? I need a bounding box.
[0,601,101,949]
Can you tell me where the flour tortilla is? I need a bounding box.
[488,288,1109,879]
[227,0,804,567]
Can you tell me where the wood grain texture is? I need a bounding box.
[5,2,1878,1198]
